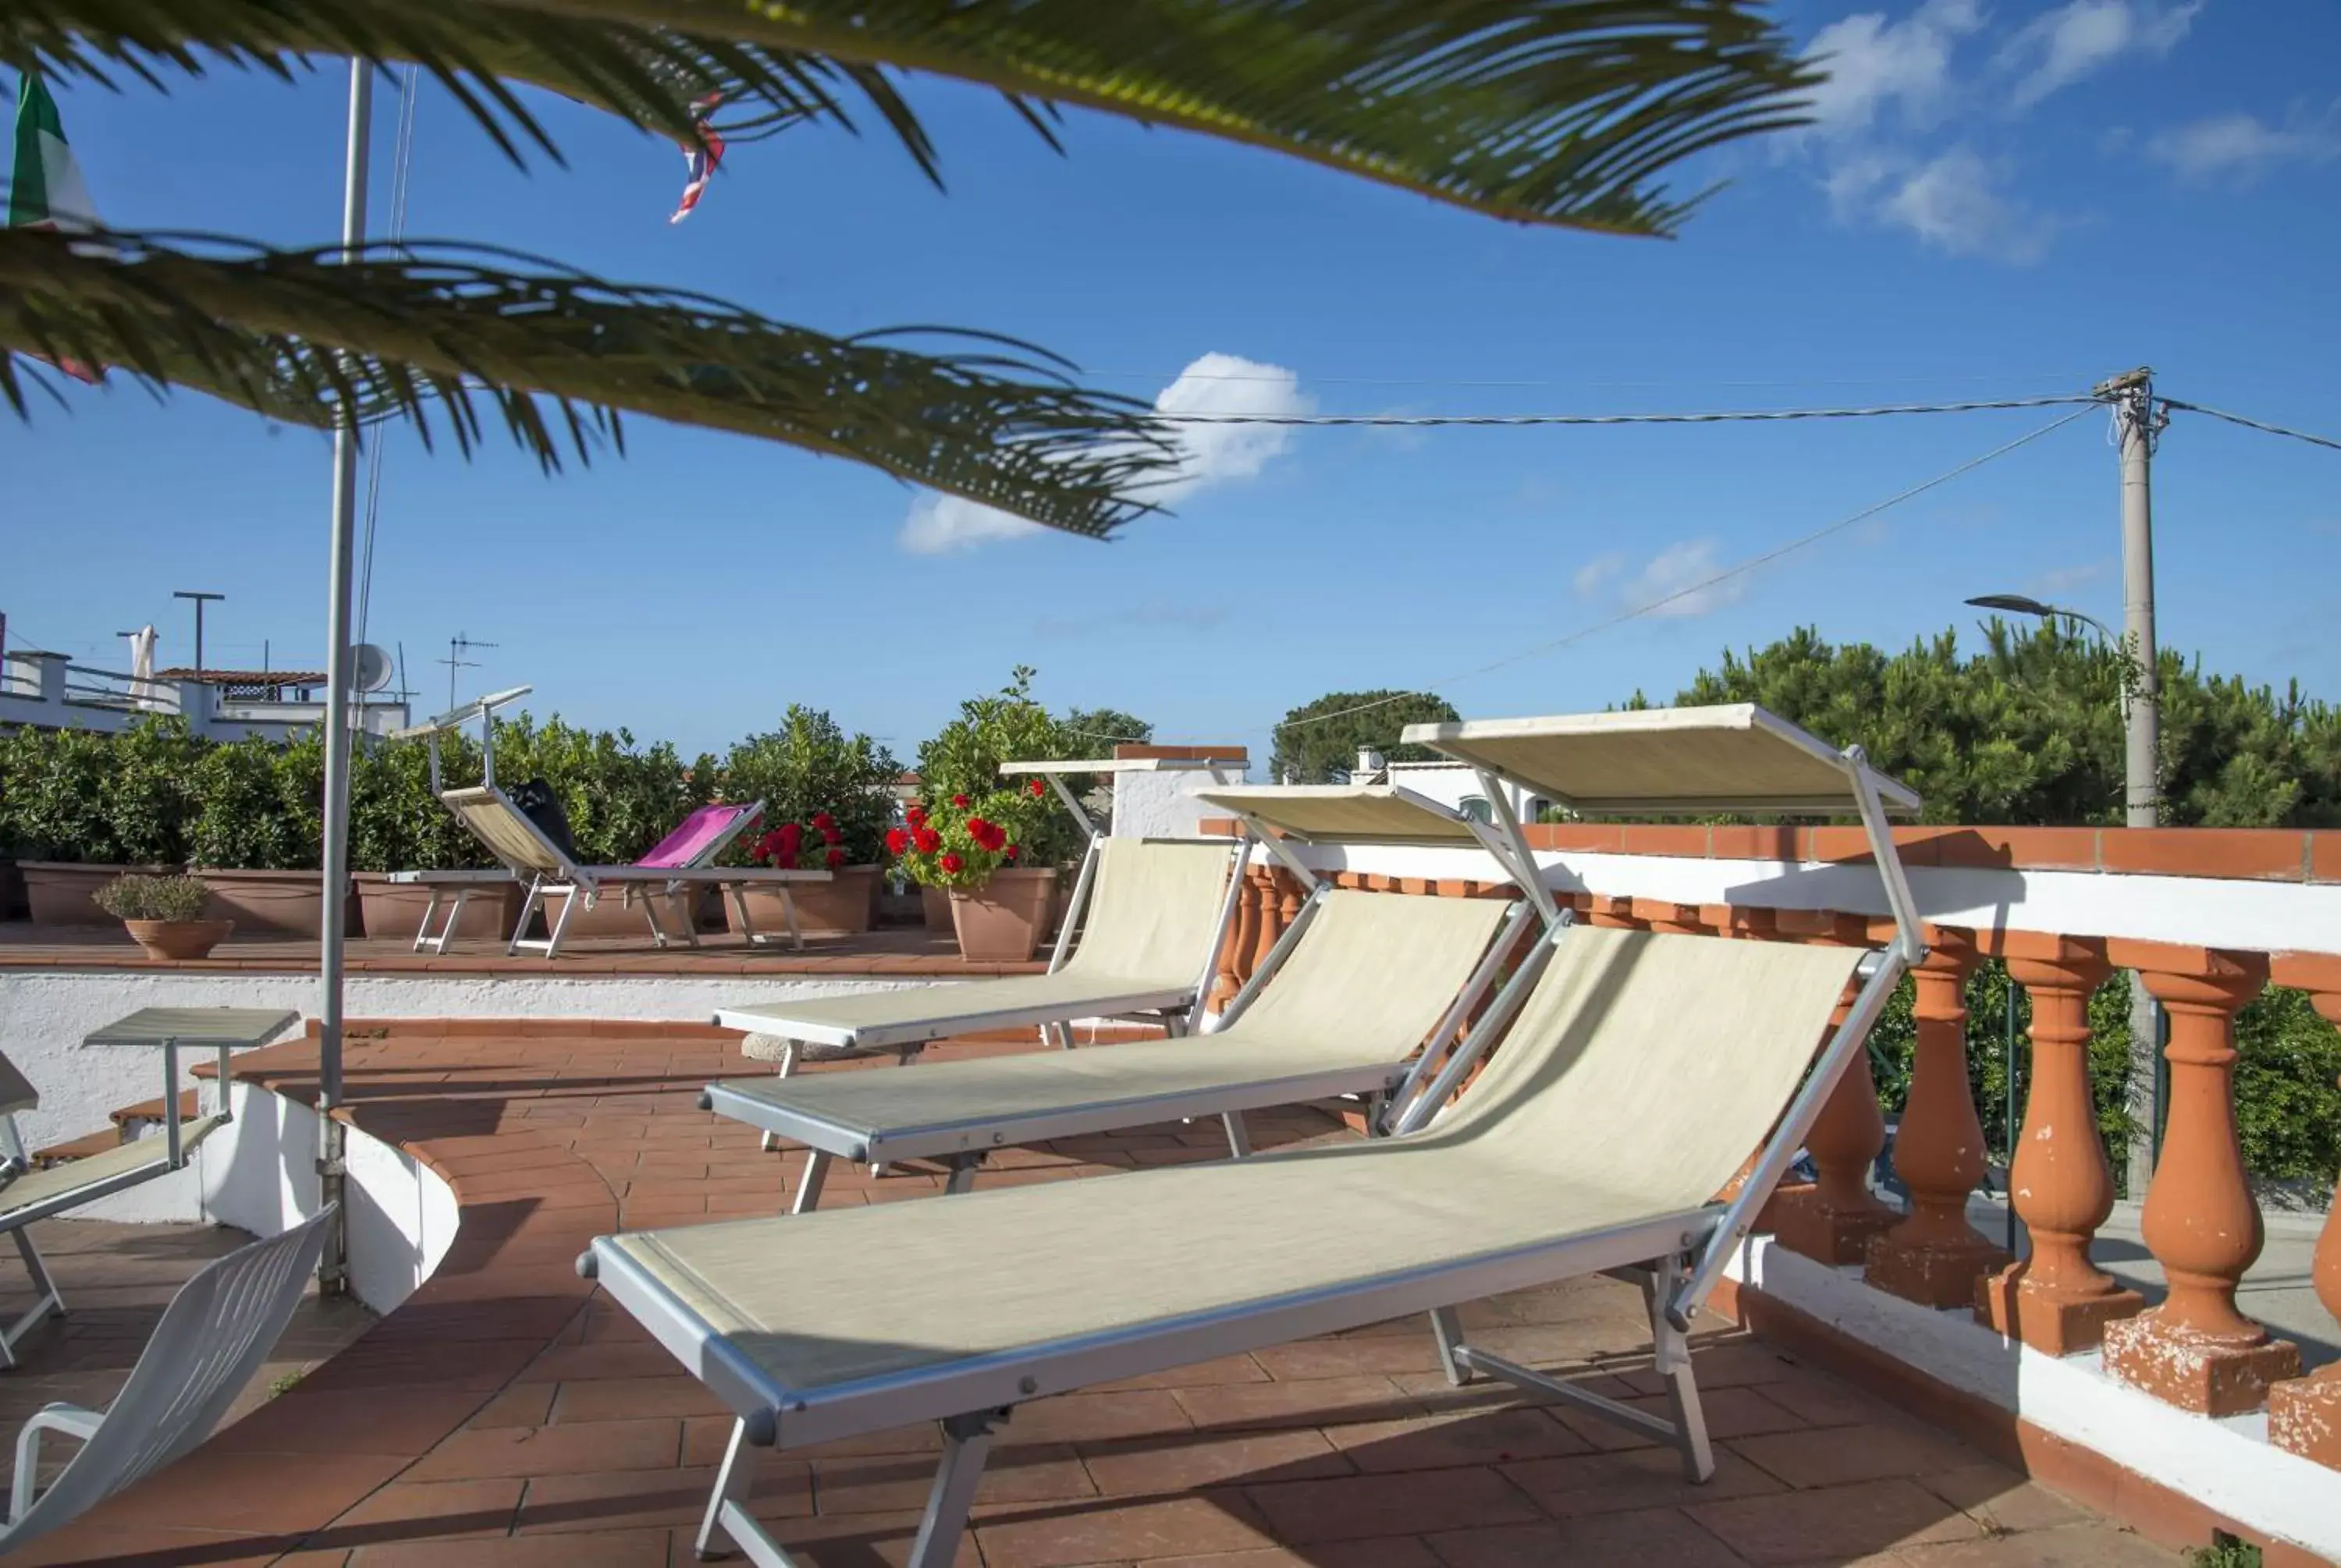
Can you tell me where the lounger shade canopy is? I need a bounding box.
[1003,757,1244,774]
[712,838,1239,1052]
[1194,785,1488,845]
[1401,704,1923,818]
[705,887,1515,1162]
[595,928,1861,1426]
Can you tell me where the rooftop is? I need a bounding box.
[11,1024,2181,1568]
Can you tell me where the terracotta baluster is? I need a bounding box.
[2268,956,2341,1467]
[1632,899,1706,936]
[1246,869,1284,981]
[1281,876,1305,930]
[1220,866,1261,1002]
[1867,928,2008,1306]
[1586,894,1645,931]
[2098,942,2299,1414]
[1770,910,1898,1266]
[1977,935,2144,1353]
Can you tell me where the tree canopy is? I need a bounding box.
[1271,690,1461,784]
[1659,622,2341,828]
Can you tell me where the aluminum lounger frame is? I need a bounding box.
[581,705,1928,1568]
[712,756,1249,1062]
[0,1024,260,1368]
[701,784,1539,1203]
[389,687,825,956]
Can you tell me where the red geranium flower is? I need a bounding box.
[811,811,836,830]
[822,825,844,844]
[950,793,971,808]
[905,805,927,827]
[965,816,991,837]
[825,846,847,868]
[884,828,908,856]
[1027,778,1046,798]
[777,821,803,850]
[776,849,798,869]
[940,852,964,874]
[912,827,941,854]
[1003,843,1020,862]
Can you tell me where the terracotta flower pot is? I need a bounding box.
[728,865,880,938]
[123,918,235,962]
[948,867,1060,963]
[921,884,952,931]
[197,868,343,938]
[21,862,173,927]
[354,874,522,945]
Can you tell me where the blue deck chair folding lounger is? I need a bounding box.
[386,686,829,956]
[699,785,1553,1211]
[581,704,1925,1568]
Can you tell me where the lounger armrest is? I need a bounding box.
[11,1404,100,1524]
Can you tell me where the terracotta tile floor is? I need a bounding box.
[9,1027,2179,1568]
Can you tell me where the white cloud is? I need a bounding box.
[1572,552,1625,599]
[2002,1,2199,110]
[1618,539,1748,620]
[1803,0,1980,135]
[2148,109,2341,183]
[1878,147,2054,262]
[899,351,1309,553]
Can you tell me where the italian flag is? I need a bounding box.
[9,71,104,382]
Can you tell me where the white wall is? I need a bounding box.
[1113,763,1249,839]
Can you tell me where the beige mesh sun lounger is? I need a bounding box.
[581,704,1926,1568]
[702,785,1542,1208]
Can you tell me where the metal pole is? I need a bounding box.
[2101,366,2165,1198]
[315,57,372,1297]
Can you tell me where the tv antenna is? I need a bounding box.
[438,632,499,709]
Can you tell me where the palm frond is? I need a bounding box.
[11,0,1817,233]
[0,226,1178,538]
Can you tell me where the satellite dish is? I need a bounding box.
[353,644,394,694]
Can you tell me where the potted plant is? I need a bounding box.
[2,722,184,926]
[187,731,341,936]
[895,787,1057,962]
[350,729,524,943]
[94,873,233,961]
[912,669,1088,943]
[719,708,898,938]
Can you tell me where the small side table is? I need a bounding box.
[81,1008,300,1168]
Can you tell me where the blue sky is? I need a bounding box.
[9,0,2339,767]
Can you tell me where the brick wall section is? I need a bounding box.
[1195,819,2340,885]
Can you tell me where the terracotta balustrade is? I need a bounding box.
[1976,935,2144,1354]
[2098,941,2300,1416]
[1867,927,2009,1306]
[1246,868,1288,982]
[1631,899,1707,936]
[1585,893,1646,930]
[2268,954,2341,1469]
[1769,910,1899,1266]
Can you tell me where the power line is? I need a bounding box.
[1151,393,2094,427]
[2163,398,2341,455]
[1273,405,2097,737]
[1086,369,2095,391]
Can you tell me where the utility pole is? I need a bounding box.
[2096,366,2168,1198]
[172,590,226,673]
[439,632,498,710]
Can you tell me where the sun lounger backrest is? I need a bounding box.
[1223,889,1516,1055]
[3,1205,336,1551]
[1427,927,1863,1208]
[639,802,760,870]
[1058,840,1240,986]
[442,786,569,876]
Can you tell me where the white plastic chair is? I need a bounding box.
[2,1204,336,1552]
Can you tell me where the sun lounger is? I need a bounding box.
[702,785,1542,1208]
[0,1026,258,1369]
[580,704,1925,1568]
[387,687,829,956]
[2,1206,336,1552]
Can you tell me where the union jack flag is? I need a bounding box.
[669,94,726,224]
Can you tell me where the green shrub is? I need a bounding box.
[103,718,202,865]
[0,724,129,863]
[189,733,321,870]
[488,715,703,864]
[720,708,899,865]
[915,668,1085,869]
[94,873,211,923]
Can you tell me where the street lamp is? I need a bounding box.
[172,590,226,674]
[1963,594,2115,644]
